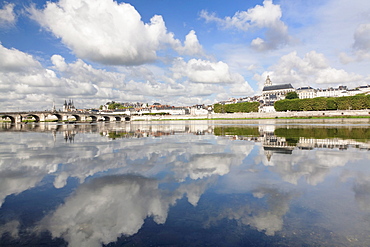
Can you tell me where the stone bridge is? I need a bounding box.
[0,111,130,123]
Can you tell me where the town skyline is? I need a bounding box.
[1,0,370,112]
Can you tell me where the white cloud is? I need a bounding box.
[29,0,204,66]
[0,43,249,110]
[353,23,370,52]
[0,44,127,110]
[177,30,205,56]
[0,3,15,27]
[0,44,41,73]
[254,51,364,90]
[200,0,292,51]
[171,57,248,85]
[229,80,254,96]
[51,54,126,89]
[350,23,370,61]
[338,23,370,63]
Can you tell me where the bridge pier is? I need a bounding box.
[39,114,46,122]
[16,115,22,123]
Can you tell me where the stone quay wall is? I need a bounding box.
[131,110,370,121]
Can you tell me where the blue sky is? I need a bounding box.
[0,0,370,111]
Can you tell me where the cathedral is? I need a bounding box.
[261,76,295,106]
[63,99,76,112]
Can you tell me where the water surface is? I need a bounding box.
[0,120,370,246]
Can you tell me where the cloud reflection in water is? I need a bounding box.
[0,122,370,246]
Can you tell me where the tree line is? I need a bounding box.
[274,94,370,111]
[213,102,259,113]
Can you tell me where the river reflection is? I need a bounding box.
[1,120,370,246]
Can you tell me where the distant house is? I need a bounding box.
[296,86,317,99]
[190,105,209,115]
[316,86,347,98]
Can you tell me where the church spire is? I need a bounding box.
[264,75,272,86]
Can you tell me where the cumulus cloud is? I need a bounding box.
[51,54,126,89]
[0,3,16,27]
[353,23,370,52]
[0,46,105,109]
[0,44,228,110]
[171,57,248,84]
[339,23,370,63]
[200,0,292,51]
[0,44,41,73]
[349,23,370,61]
[229,80,254,96]
[177,30,205,56]
[0,44,171,110]
[29,0,203,65]
[255,51,363,89]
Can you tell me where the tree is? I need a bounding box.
[285,91,299,99]
[108,102,123,110]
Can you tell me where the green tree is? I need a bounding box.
[213,102,259,113]
[285,91,299,99]
[108,102,124,110]
[275,94,370,112]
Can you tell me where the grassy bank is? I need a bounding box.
[145,115,370,121]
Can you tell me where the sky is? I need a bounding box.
[0,0,370,111]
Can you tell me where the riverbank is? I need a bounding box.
[131,109,370,121]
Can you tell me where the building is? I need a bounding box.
[296,86,317,99]
[190,105,209,115]
[63,100,76,112]
[316,86,347,98]
[259,76,295,112]
[261,76,295,106]
[358,85,370,93]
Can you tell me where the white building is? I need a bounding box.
[190,105,209,115]
[151,107,187,115]
[261,76,295,105]
[296,87,317,99]
[296,85,367,99]
[316,86,348,98]
[358,85,370,94]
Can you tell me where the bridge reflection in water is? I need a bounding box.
[0,111,130,123]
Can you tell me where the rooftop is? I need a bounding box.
[262,84,294,92]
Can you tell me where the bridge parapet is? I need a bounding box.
[1,111,130,123]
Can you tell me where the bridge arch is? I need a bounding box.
[25,114,40,122]
[86,115,97,122]
[113,116,122,121]
[99,116,110,122]
[70,114,81,122]
[125,116,131,121]
[1,115,16,123]
[50,113,63,122]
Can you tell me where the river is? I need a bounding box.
[0,119,370,246]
